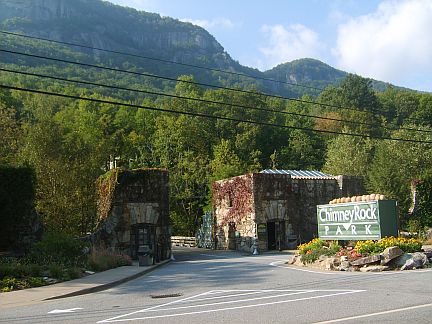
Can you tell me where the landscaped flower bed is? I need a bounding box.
[289,237,430,272]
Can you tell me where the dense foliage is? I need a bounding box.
[0,167,37,251]
[0,232,131,292]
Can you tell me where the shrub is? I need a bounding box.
[0,277,30,292]
[26,277,46,287]
[65,267,83,280]
[298,238,325,255]
[354,237,422,254]
[0,259,38,279]
[26,232,89,267]
[298,239,341,263]
[88,247,132,272]
[48,263,64,279]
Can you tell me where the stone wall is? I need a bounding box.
[213,172,366,251]
[252,173,291,251]
[290,178,341,242]
[92,169,170,260]
[336,175,366,198]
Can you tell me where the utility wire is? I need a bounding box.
[0,30,323,92]
[0,67,385,129]
[0,48,385,116]
[1,84,431,144]
[2,67,431,134]
[1,48,427,127]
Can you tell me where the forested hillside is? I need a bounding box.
[1,0,432,236]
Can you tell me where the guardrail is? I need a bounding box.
[171,236,196,247]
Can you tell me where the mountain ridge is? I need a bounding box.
[0,0,401,96]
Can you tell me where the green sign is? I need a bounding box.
[316,200,398,240]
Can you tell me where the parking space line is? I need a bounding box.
[138,290,316,313]
[97,290,213,323]
[99,290,365,322]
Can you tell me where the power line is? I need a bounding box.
[0,30,324,92]
[1,84,431,144]
[0,48,384,116]
[2,67,431,134]
[0,67,384,130]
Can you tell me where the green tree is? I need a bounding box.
[412,178,432,231]
[367,126,432,226]
[323,134,375,176]
[318,74,382,136]
[210,139,243,180]
[0,101,21,166]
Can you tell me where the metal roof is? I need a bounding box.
[260,169,334,178]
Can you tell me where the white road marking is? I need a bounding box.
[134,290,316,313]
[175,290,268,302]
[311,302,432,323]
[99,289,365,322]
[48,308,83,314]
[98,291,212,323]
[269,260,432,276]
[199,253,234,258]
[269,260,341,275]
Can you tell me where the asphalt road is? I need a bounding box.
[1,247,431,324]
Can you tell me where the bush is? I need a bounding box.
[354,236,422,254]
[88,247,132,272]
[298,239,341,263]
[26,232,88,267]
[65,267,83,280]
[0,277,30,292]
[48,263,64,279]
[0,259,39,279]
[298,238,325,255]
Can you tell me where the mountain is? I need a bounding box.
[0,0,395,97]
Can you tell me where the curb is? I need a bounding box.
[44,259,171,300]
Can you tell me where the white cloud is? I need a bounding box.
[258,24,325,70]
[180,18,236,30]
[334,0,432,88]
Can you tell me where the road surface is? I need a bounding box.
[1,247,431,323]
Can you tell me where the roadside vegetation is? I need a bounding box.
[297,237,424,265]
[0,232,131,293]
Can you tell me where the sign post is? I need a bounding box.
[316,200,398,240]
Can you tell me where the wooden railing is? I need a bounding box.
[171,236,196,247]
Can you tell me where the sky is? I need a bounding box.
[108,0,432,92]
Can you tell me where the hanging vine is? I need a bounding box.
[96,168,120,224]
[212,174,253,226]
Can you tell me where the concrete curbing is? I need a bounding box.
[45,259,171,300]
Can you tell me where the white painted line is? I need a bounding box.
[175,290,268,302]
[138,290,317,313]
[199,253,233,258]
[311,302,432,323]
[100,290,364,322]
[97,291,212,323]
[210,289,357,292]
[269,260,342,275]
[48,308,83,314]
[269,260,432,276]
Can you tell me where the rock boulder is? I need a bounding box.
[381,246,404,265]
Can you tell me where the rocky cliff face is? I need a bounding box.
[0,0,228,66]
[0,0,75,21]
[0,0,394,96]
